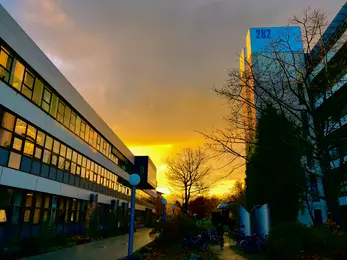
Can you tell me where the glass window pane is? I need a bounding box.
[24,140,34,156]
[24,210,31,223]
[1,112,15,131]
[84,125,90,142]
[70,112,76,131]
[53,140,60,154]
[63,106,71,128]
[65,160,70,171]
[8,152,21,169]
[81,167,85,178]
[32,78,44,106]
[45,136,53,150]
[75,116,81,135]
[66,148,72,160]
[72,151,77,163]
[77,154,82,165]
[34,147,42,159]
[50,93,59,118]
[43,88,52,104]
[0,129,12,148]
[13,137,22,151]
[41,101,50,113]
[82,156,86,167]
[71,162,76,174]
[26,125,36,141]
[11,60,25,91]
[57,101,65,123]
[42,149,51,164]
[35,194,42,207]
[15,118,27,136]
[36,131,45,146]
[44,196,50,209]
[23,71,34,89]
[80,121,86,139]
[0,47,12,70]
[33,209,41,224]
[51,154,58,165]
[58,156,65,169]
[21,85,32,99]
[60,144,66,157]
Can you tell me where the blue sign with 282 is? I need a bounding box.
[249,26,303,53]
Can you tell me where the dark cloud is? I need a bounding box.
[0,0,343,190]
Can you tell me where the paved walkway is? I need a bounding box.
[23,228,153,260]
[211,235,246,260]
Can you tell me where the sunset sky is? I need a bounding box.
[0,0,343,196]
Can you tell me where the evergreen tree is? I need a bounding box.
[245,105,306,225]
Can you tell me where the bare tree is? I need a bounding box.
[166,148,212,214]
[202,7,346,224]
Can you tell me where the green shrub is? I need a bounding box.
[268,222,347,259]
[267,222,311,260]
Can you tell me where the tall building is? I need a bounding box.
[0,5,157,245]
[307,2,347,221]
[240,2,347,226]
[240,26,325,225]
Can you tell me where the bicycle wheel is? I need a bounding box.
[239,240,247,250]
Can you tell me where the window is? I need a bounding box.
[24,193,33,223]
[1,112,15,131]
[36,131,45,146]
[66,148,72,160]
[8,152,21,169]
[42,150,51,164]
[51,154,58,166]
[32,78,44,106]
[80,121,86,139]
[89,128,94,145]
[26,125,36,142]
[70,112,76,132]
[63,106,71,128]
[13,137,22,151]
[22,70,34,99]
[11,60,25,91]
[72,151,77,163]
[34,147,42,159]
[33,194,42,224]
[53,140,60,154]
[45,136,53,150]
[50,93,59,118]
[15,118,27,136]
[0,46,13,82]
[57,101,65,124]
[93,131,97,148]
[58,156,65,169]
[0,129,12,148]
[41,88,51,113]
[23,140,34,156]
[75,116,81,136]
[84,125,90,143]
[60,144,66,157]
[96,135,101,151]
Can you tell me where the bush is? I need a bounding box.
[150,216,200,246]
[267,222,311,260]
[267,222,347,260]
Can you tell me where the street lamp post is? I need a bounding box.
[162,198,167,221]
[128,174,141,256]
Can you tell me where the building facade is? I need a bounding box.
[240,26,325,225]
[0,5,157,245]
[307,2,347,224]
[240,2,347,226]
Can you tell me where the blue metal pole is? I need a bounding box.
[128,185,136,256]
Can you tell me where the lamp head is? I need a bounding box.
[129,174,141,186]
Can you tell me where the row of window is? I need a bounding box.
[0,42,129,172]
[0,188,132,226]
[0,107,132,196]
